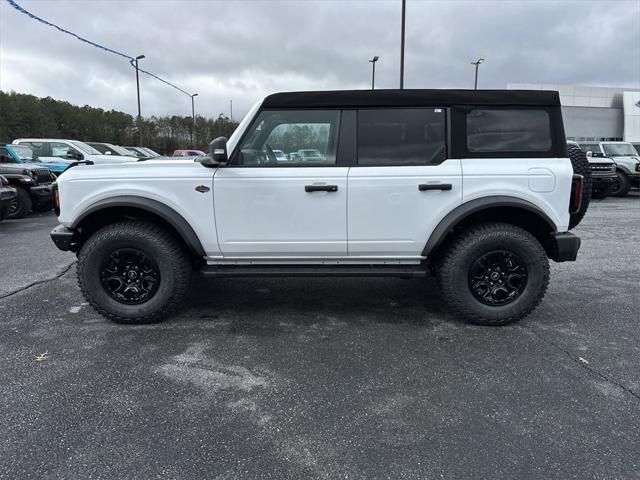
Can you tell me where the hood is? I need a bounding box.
[610,155,640,162]
[0,163,50,175]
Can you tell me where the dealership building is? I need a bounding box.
[507,84,640,144]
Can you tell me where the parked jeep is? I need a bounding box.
[51,89,583,326]
[580,141,640,197]
[0,143,70,175]
[0,175,17,222]
[0,162,56,218]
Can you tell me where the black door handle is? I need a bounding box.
[418,183,452,191]
[305,185,338,193]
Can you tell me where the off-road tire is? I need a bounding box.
[8,187,32,219]
[77,221,192,324]
[567,145,591,230]
[610,170,632,197]
[436,223,550,326]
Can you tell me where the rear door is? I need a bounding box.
[214,109,348,257]
[347,108,463,257]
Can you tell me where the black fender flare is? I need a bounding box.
[422,196,558,256]
[72,195,206,257]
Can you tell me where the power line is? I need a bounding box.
[5,0,193,97]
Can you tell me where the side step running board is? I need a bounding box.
[200,265,428,279]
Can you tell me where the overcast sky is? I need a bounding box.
[1,0,639,120]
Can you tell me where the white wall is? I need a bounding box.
[623,91,640,143]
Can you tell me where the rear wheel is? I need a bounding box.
[436,223,550,326]
[77,221,192,324]
[8,187,32,219]
[610,171,631,197]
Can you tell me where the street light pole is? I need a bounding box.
[471,58,485,90]
[400,0,406,89]
[134,54,145,146]
[191,93,198,148]
[230,100,233,121]
[369,56,379,90]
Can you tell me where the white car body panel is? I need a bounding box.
[57,161,221,255]
[347,160,463,256]
[461,158,573,231]
[213,166,348,256]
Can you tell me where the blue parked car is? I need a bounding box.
[0,143,71,174]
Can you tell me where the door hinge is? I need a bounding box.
[195,185,210,193]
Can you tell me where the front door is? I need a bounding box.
[214,109,348,257]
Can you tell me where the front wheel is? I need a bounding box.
[77,221,192,324]
[610,171,631,197]
[436,223,550,326]
[8,187,32,219]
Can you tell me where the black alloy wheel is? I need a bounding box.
[99,248,161,305]
[468,250,528,306]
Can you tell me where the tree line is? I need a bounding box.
[0,91,239,155]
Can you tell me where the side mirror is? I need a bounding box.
[66,150,82,160]
[201,136,228,167]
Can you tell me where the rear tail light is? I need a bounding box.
[569,174,584,215]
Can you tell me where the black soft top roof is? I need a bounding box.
[262,89,560,109]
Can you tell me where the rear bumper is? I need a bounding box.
[50,224,76,251]
[550,232,581,262]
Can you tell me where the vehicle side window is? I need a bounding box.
[236,110,340,167]
[20,142,44,157]
[0,147,14,163]
[466,109,551,153]
[50,142,74,158]
[357,108,446,166]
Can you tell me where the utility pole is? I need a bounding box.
[134,54,145,146]
[471,58,485,90]
[400,0,406,89]
[191,93,198,148]
[369,56,379,90]
[230,100,233,121]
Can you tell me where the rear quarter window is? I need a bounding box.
[466,109,552,153]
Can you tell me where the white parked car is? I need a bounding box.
[51,89,583,326]
[13,139,136,165]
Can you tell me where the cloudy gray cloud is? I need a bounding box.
[1,0,639,120]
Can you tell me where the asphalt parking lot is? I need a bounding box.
[1,194,639,479]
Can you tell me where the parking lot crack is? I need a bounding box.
[521,324,640,402]
[0,261,75,301]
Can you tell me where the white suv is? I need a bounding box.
[13,139,136,165]
[50,89,583,326]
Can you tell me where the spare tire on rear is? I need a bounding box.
[567,144,592,230]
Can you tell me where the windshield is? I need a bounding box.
[10,145,37,161]
[602,143,638,156]
[70,141,102,155]
[111,145,136,156]
[142,148,159,156]
[125,147,146,157]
